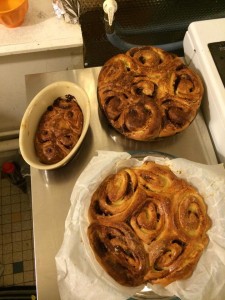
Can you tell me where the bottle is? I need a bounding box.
[2,161,27,193]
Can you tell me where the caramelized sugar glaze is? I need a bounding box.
[88,162,211,287]
[97,46,204,141]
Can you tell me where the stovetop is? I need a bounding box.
[78,0,225,67]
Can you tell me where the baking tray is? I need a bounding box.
[25,66,218,300]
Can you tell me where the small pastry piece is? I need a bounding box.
[34,95,83,164]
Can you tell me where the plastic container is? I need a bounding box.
[0,0,28,28]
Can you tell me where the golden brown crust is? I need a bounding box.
[34,95,83,164]
[97,46,204,141]
[88,161,211,287]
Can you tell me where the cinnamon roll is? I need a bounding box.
[34,95,83,164]
[87,161,211,287]
[89,168,146,223]
[144,234,206,286]
[130,195,170,245]
[97,46,204,141]
[88,222,148,287]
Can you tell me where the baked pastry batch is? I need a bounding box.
[34,46,210,289]
[34,95,83,164]
[88,161,211,287]
[97,46,204,141]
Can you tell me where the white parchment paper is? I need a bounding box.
[55,151,225,300]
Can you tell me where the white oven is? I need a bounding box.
[184,18,225,163]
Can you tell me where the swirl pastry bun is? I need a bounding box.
[97,46,204,141]
[88,161,211,287]
[34,95,83,164]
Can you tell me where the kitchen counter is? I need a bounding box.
[0,0,83,133]
[26,67,218,300]
[0,0,82,56]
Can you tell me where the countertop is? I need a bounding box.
[25,67,218,300]
[0,0,82,56]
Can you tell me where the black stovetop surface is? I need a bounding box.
[78,0,225,67]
